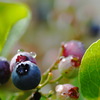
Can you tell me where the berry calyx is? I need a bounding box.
[16,63,29,75]
[55,84,79,100]
[71,57,80,67]
[16,55,28,63]
[62,40,85,61]
[68,87,79,99]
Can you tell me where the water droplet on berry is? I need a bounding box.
[30,52,37,58]
[17,49,24,53]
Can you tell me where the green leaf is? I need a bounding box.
[0,2,30,56]
[79,39,100,100]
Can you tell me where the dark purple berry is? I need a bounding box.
[28,92,41,100]
[33,92,41,100]
[11,61,41,90]
[10,52,37,72]
[0,57,10,84]
[62,40,85,61]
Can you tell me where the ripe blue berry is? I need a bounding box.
[62,40,85,61]
[31,92,41,100]
[55,84,79,100]
[11,61,41,90]
[0,57,10,84]
[10,52,37,72]
[88,22,100,37]
[58,56,79,78]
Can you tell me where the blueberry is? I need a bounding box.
[88,22,100,37]
[10,52,37,72]
[0,57,10,84]
[33,92,41,100]
[29,92,41,100]
[62,40,85,61]
[11,61,41,90]
[36,1,52,23]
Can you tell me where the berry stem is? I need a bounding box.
[37,72,53,90]
[41,59,59,83]
[47,90,54,98]
[50,75,63,83]
[40,45,63,84]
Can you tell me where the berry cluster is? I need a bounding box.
[0,51,41,90]
[58,40,85,78]
[0,40,85,99]
[10,51,41,90]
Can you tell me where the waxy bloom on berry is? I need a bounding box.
[11,61,41,90]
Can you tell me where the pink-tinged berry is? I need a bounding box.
[0,57,11,84]
[58,56,79,78]
[10,51,37,72]
[55,84,79,100]
[62,40,85,61]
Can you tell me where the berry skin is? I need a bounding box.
[62,40,85,61]
[10,52,37,72]
[0,57,10,84]
[11,61,41,90]
[55,84,79,100]
[58,56,79,78]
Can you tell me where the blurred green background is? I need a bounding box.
[7,0,100,72]
[0,0,100,99]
